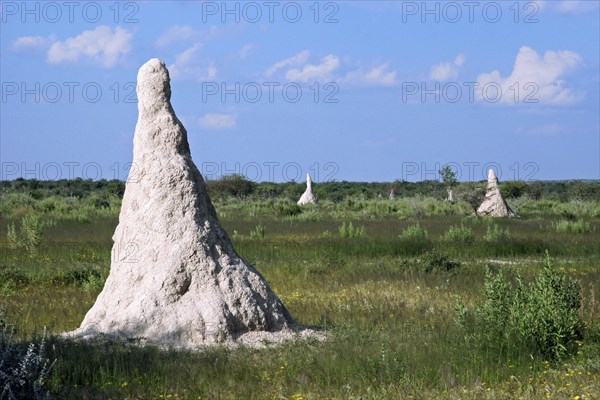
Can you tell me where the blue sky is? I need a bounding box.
[1,0,599,182]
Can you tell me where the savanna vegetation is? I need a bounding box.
[1,177,599,399]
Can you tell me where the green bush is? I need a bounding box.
[459,252,583,360]
[483,223,511,242]
[5,214,45,253]
[0,266,31,287]
[401,223,429,241]
[442,224,475,245]
[0,313,55,399]
[339,222,366,238]
[82,270,107,293]
[249,224,265,240]
[273,201,302,217]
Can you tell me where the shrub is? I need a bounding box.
[249,224,265,240]
[0,314,55,400]
[20,214,44,251]
[552,219,593,234]
[338,222,366,238]
[459,252,583,360]
[0,266,30,291]
[82,271,107,293]
[401,223,429,241]
[483,223,511,242]
[6,224,18,250]
[273,201,302,217]
[442,224,475,245]
[6,215,45,253]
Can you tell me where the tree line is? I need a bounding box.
[1,175,599,203]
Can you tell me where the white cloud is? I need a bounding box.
[343,63,397,86]
[199,113,237,130]
[365,63,397,86]
[168,43,217,81]
[265,50,310,77]
[12,35,53,51]
[285,54,340,82]
[239,43,256,59]
[516,123,567,136]
[476,46,582,105]
[430,53,466,81]
[537,0,600,14]
[155,25,206,48]
[47,26,132,68]
[454,54,466,67]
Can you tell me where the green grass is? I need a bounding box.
[1,198,600,399]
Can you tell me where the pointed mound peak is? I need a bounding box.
[64,59,322,349]
[477,169,516,218]
[298,174,317,206]
[137,58,171,111]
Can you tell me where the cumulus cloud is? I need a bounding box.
[239,43,256,59]
[168,43,217,81]
[47,26,132,68]
[199,113,237,130]
[12,35,53,51]
[476,46,582,105]
[344,63,397,86]
[285,54,340,82]
[364,63,397,86]
[430,54,466,81]
[537,0,599,14]
[516,123,567,136]
[265,50,310,77]
[155,25,209,48]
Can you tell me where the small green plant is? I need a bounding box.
[339,222,366,238]
[5,215,44,253]
[20,214,44,251]
[6,223,19,250]
[273,201,302,217]
[461,252,583,360]
[82,271,107,293]
[0,319,55,400]
[401,223,429,241]
[1,281,15,297]
[249,224,266,240]
[552,219,593,233]
[442,224,474,245]
[483,223,511,242]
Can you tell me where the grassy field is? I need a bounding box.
[1,196,600,399]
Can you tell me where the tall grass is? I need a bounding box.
[552,219,594,233]
[0,196,599,398]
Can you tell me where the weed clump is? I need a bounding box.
[483,223,511,242]
[339,222,366,238]
[442,224,475,245]
[401,223,429,241]
[0,310,55,399]
[456,252,583,360]
[6,215,45,253]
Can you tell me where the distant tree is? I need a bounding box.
[527,182,544,201]
[207,174,256,200]
[458,185,485,214]
[569,180,599,201]
[501,181,528,199]
[439,165,458,201]
[255,182,283,200]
